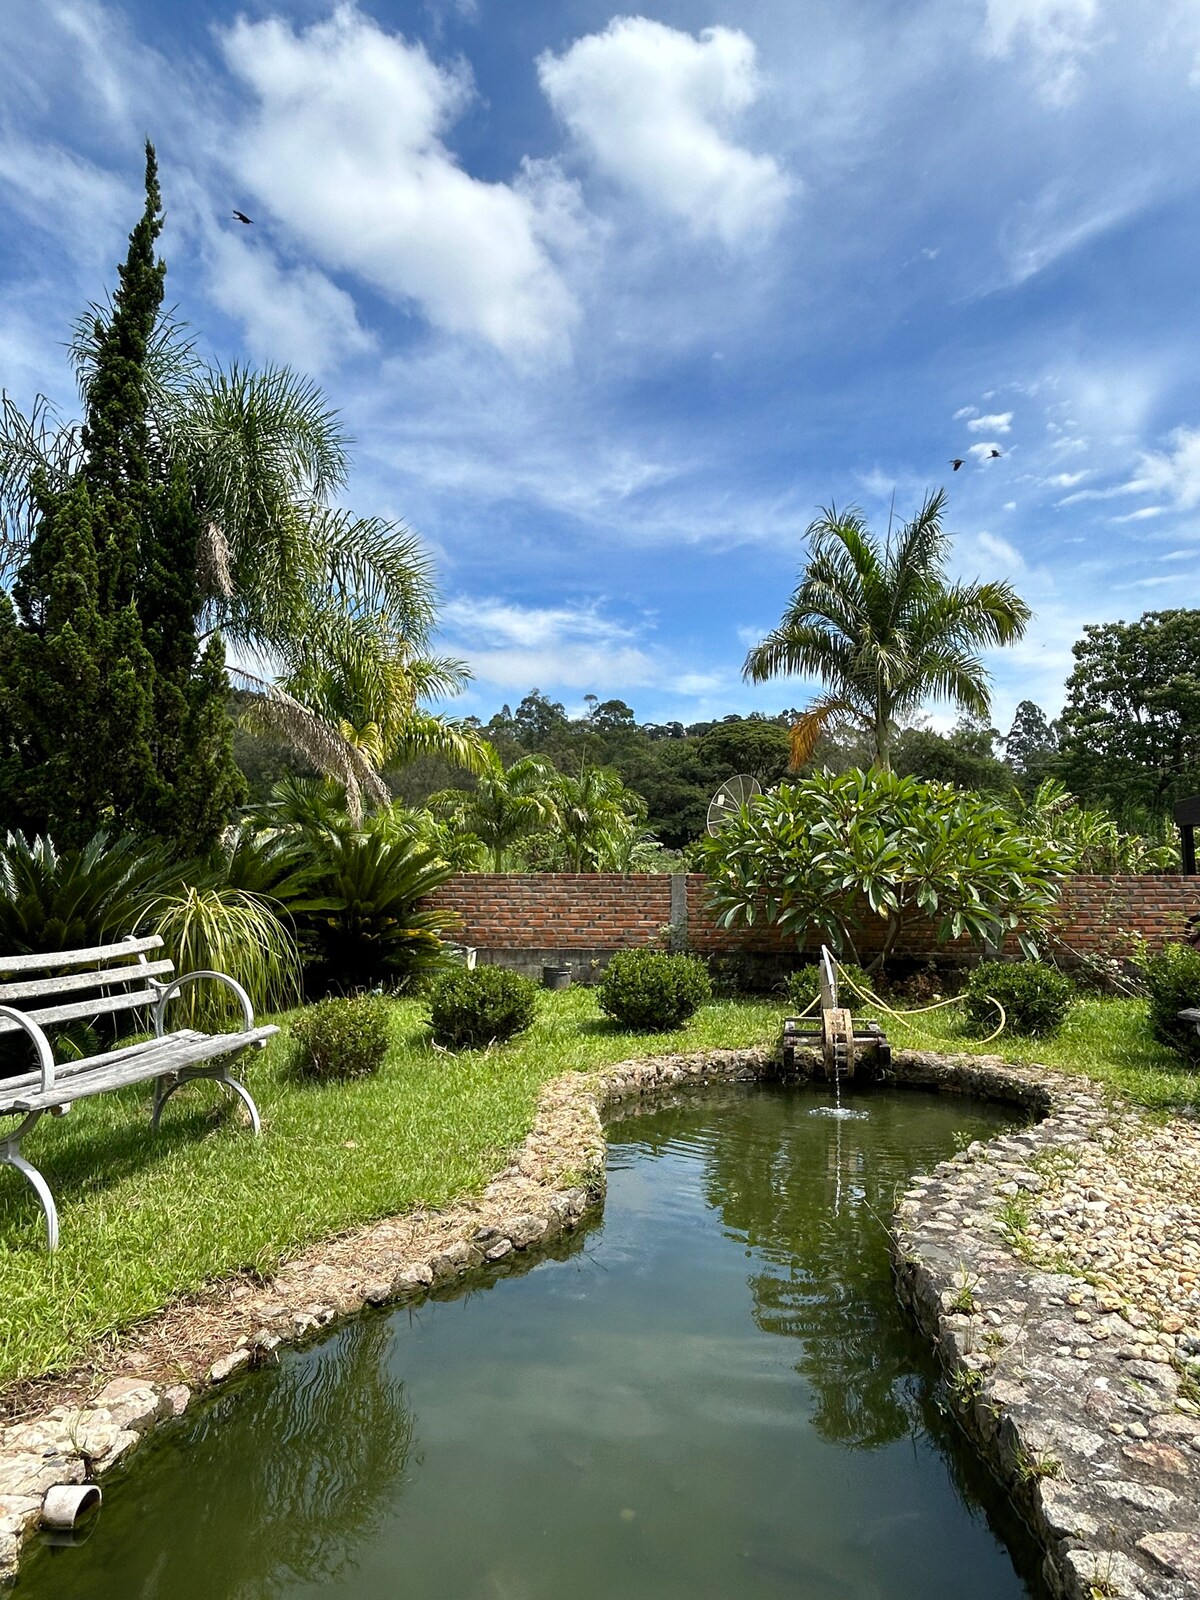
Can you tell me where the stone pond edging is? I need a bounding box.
[2,1045,1198,1598]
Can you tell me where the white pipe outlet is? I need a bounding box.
[41,1483,102,1529]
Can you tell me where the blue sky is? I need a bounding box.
[2,0,1199,735]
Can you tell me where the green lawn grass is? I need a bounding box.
[867,993,1199,1115]
[0,985,1193,1392]
[0,990,779,1389]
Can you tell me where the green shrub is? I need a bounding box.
[427,966,539,1049]
[965,960,1074,1037]
[786,960,874,1014]
[290,995,392,1082]
[597,949,712,1031]
[1145,943,1200,1064]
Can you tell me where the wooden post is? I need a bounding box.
[1174,796,1200,877]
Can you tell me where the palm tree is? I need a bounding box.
[552,763,646,872]
[429,749,558,871]
[241,640,488,823]
[1,308,475,820]
[743,490,1030,769]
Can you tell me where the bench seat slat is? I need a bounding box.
[0,936,163,976]
[1180,1008,1200,1023]
[0,1026,279,1112]
[0,987,162,1035]
[0,959,175,1004]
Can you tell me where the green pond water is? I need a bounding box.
[17,1083,1044,1600]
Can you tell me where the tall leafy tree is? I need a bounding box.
[1056,610,1200,818]
[0,145,241,851]
[743,490,1031,768]
[1003,699,1059,797]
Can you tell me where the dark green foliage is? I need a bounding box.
[0,144,241,853]
[1004,701,1059,795]
[597,949,712,1031]
[965,960,1074,1037]
[786,960,874,1014]
[290,995,392,1082]
[0,830,178,955]
[288,830,456,996]
[704,768,1071,965]
[1145,944,1200,1064]
[0,830,179,1073]
[892,717,1011,794]
[1057,610,1200,818]
[697,718,791,785]
[426,965,538,1049]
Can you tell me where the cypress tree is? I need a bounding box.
[0,142,243,852]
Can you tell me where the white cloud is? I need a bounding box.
[1044,470,1088,486]
[953,405,978,420]
[441,596,635,653]
[0,137,135,261]
[1110,505,1165,522]
[439,595,657,690]
[982,0,1099,105]
[220,6,579,361]
[973,530,1025,569]
[206,236,373,375]
[538,16,791,248]
[967,411,1014,433]
[1125,424,1200,509]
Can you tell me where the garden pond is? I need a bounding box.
[16,1082,1045,1599]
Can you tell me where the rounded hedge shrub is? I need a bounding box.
[597,949,712,1031]
[291,995,391,1082]
[964,960,1074,1037]
[427,966,539,1049]
[786,960,874,1014]
[1145,942,1200,1064]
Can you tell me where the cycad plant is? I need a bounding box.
[0,830,178,954]
[744,490,1030,769]
[287,829,457,996]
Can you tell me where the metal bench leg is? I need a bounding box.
[2,1113,60,1251]
[152,1069,262,1136]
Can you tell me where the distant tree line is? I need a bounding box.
[236,604,1198,856]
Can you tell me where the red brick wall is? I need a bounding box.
[427,872,1199,963]
[425,873,674,950]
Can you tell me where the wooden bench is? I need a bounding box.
[1181,1008,1200,1041]
[1,935,279,1249]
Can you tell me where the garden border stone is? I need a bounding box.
[1,1044,1196,1599]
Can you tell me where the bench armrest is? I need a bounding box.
[0,1006,56,1096]
[152,971,256,1038]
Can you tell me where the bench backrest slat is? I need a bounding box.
[0,987,161,1036]
[0,936,163,976]
[0,959,174,1004]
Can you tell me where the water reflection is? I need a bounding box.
[698,1091,998,1450]
[40,1319,416,1600]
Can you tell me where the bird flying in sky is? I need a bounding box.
[988,447,1001,458]
[950,458,964,471]
[232,210,253,225]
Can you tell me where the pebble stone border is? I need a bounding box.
[1,1045,1197,1599]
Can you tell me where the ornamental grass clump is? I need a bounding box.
[291,995,392,1082]
[597,949,712,1031]
[1145,943,1200,1065]
[427,966,539,1049]
[965,960,1074,1038]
